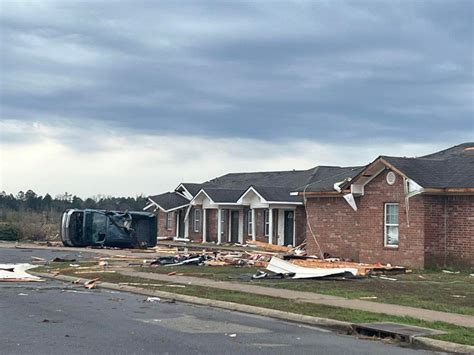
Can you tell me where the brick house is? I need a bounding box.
[144,171,316,247]
[146,143,473,268]
[293,143,474,268]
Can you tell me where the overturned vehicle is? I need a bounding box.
[60,209,157,248]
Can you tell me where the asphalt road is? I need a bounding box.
[0,248,432,355]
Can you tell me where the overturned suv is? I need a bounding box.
[60,209,157,248]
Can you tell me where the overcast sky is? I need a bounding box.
[1,0,473,198]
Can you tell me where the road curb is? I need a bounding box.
[412,336,474,354]
[36,272,474,354]
[35,272,352,333]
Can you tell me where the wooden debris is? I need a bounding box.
[245,240,290,252]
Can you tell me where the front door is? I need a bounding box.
[177,210,185,238]
[230,210,239,243]
[284,210,294,246]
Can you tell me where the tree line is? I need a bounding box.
[0,190,149,241]
[0,190,148,213]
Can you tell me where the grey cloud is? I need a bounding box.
[0,0,472,147]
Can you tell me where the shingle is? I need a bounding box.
[201,188,245,203]
[293,166,365,192]
[180,183,203,197]
[149,192,190,211]
[251,186,303,202]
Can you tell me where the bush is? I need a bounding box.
[0,223,20,241]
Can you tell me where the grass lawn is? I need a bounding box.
[139,265,474,316]
[41,266,474,346]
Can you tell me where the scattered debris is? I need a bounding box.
[359,296,378,300]
[452,295,466,298]
[18,293,28,296]
[145,297,161,303]
[84,278,100,289]
[442,270,460,274]
[379,276,397,281]
[52,257,76,263]
[31,256,46,262]
[0,263,43,282]
[228,334,237,338]
[266,257,358,279]
[72,279,83,284]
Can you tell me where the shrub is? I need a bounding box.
[0,223,20,241]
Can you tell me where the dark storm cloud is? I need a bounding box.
[1,0,472,145]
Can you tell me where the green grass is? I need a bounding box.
[50,269,474,346]
[140,265,474,316]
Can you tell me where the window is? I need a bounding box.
[166,212,173,230]
[220,210,225,235]
[194,209,201,232]
[264,209,270,236]
[384,203,399,247]
[247,210,253,236]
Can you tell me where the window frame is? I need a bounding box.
[166,212,173,230]
[247,210,253,236]
[264,209,270,236]
[193,208,201,232]
[384,203,399,248]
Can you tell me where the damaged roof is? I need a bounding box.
[200,188,245,203]
[149,192,190,211]
[293,166,365,193]
[179,183,203,197]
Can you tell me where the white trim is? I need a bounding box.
[202,209,207,242]
[175,184,194,200]
[166,212,173,231]
[277,209,284,245]
[264,209,270,237]
[228,209,232,242]
[384,203,399,248]
[193,208,201,232]
[247,209,253,236]
[217,208,222,244]
[143,201,155,211]
[268,208,273,244]
[251,208,256,241]
[238,210,244,244]
[237,186,302,205]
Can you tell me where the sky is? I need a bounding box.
[0,0,473,198]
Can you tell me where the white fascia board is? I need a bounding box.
[190,189,215,206]
[143,201,155,211]
[237,186,267,204]
[163,204,190,213]
[266,201,303,205]
[175,184,193,200]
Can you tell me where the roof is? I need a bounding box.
[293,166,365,193]
[179,183,203,197]
[148,192,190,211]
[202,169,313,190]
[350,142,474,190]
[250,186,303,202]
[200,188,245,203]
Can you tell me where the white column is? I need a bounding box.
[217,208,222,244]
[268,207,274,244]
[202,209,207,243]
[251,208,256,241]
[175,212,179,238]
[228,209,232,242]
[238,210,244,244]
[278,209,284,245]
[184,210,189,240]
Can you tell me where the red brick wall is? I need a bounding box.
[254,208,269,242]
[206,209,218,243]
[306,170,426,268]
[156,210,176,238]
[423,195,446,267]
[445,196,474,267]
